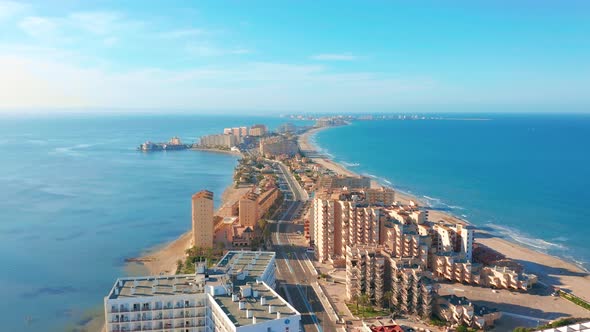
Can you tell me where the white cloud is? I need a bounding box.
[68,11,123,35]
[0,0,27,21]
[19,16,57,38]
[310,53,358,61]
[0,52,434,111]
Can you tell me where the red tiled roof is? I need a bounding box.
[370,325,404,332]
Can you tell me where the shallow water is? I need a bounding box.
[0,114,300,331]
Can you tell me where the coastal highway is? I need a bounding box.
[266,159,337,331]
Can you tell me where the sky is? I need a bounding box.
[0,0,589,113]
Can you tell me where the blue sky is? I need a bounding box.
[0,0,589,113]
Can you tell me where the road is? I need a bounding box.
[266,159,337,332]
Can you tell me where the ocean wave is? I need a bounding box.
[562,255,589,272]
[341,161,360,167]
[422,195,441,202]
[486,223,566,251]
[552,236,569,242]
[447,205,465,210]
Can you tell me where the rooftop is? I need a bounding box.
[107,251,275,300]
[108,274,207,300]
[193,190,213,200]
[213,281,298,327]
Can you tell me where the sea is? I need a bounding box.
[0,114,305,332]
[1,113,589,331]
[312,113,590,272]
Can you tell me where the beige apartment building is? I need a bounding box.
[249,124,267,137]
[238,188,279,228]
[259,136,298,157]
[317,174,371,190]
[192,190,214,248]
[200,134,237,148]
[346,245,385,304]
[364,187,396,205]
[435,295,501,329]
[312,191,381,263]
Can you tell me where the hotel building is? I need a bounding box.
[192,190,214,248]
[103,251,301,332]
[200,134,238,148]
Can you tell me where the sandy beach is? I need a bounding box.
[137,183,251,276]
[83,162,249,332]
[298,127,590,306]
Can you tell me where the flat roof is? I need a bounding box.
[107,251,276,301]
[213,251,275,286]
[214,281,297,327]
[108,274,207,300]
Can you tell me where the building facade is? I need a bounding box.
[259,136,298,157]
[200,134,238,148]
[104,251,301,332]
[435,295,501,329]
[192,190,214,248]
[249,124,267,137]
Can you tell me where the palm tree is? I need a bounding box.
[351,294,360,314]
[383,290,393,310]
[358,294,371,318]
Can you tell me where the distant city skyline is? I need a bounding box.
[0,0,589,113]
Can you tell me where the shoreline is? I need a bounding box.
[190,147,243,156]
[299,125,590,302]
[82,158,248,332]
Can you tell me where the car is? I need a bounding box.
[296,230,302,235]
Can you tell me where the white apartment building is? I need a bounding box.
[103,251,300,332]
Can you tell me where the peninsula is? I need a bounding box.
[96,118,589,332]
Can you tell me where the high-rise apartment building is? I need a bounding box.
[249,124,267,137]
[346,245,385,303]
[312,191,381,263]
[200,134,237,148]
[259,136,298,157]
[192,190,214,248]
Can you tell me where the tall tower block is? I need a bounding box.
[192,190,214,248]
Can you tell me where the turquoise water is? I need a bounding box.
[0,114,299,332]
[313,114,590,271]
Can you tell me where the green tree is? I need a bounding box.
[456,325,468,332]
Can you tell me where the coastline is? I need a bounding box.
[82,155,248,332]
[190,147,243,156]
[299,125,590,302]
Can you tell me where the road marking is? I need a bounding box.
[275,220,323,332]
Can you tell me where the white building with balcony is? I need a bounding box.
[104,251,300,332]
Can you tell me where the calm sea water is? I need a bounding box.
[313,114,590,271]
[0,114,299,332]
